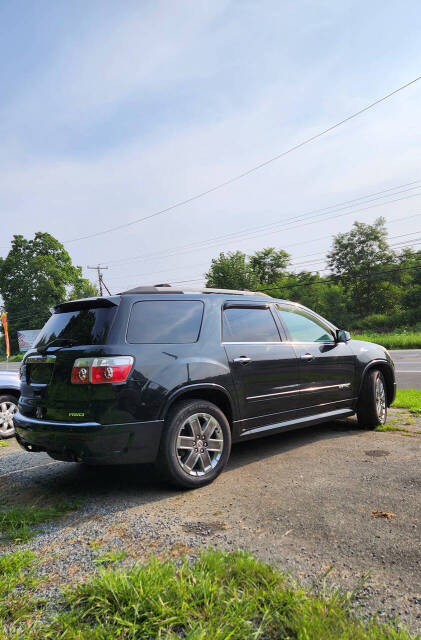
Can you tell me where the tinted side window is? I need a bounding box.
[277,306,334,342]
[223,307,280,342]
[127,301,204,344]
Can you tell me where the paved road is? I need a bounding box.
[1,349,420,387]
[389,349,421,389]
[0,361,20,371]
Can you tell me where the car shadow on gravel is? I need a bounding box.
[0,417,363,512]
[226,417,362,471]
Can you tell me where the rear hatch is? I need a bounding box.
[20,297,126,423]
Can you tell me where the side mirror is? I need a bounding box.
[336,329,351,343]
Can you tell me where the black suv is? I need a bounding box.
[15,286,396,488]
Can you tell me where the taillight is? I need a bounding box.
[71,357,133,384]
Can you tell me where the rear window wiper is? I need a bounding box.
[36,338,77,354]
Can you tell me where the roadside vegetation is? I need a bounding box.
[205,218,421,336]
[0,354,24,363]
[0,501,79,544]
[353,331,421,350]
[2,550,418,639]
[393,389,421,415]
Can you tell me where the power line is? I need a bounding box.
[63,76,421,244]
[103,189,421,271]
[102,179,421,267]
[105,229,421,285]
[4,253,421,325]
[256,262,421,292]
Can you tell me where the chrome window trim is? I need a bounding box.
[221,341,292,345]
[284,340,336,345]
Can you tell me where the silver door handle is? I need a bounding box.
[233,356,251,364]
[301,353,314,361]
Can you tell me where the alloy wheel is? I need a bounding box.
[175,412,224,477]
[375,376,386,423]
[0,400,17,437]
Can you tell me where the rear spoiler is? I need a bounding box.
[53,296,120,314]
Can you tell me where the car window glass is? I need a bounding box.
[223,307,280,342]
[34,307,118,347]
[276,306,334,342]
[127,301,203,344]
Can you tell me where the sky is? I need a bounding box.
[1,0,421,294]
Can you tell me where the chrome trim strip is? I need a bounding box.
[301,382,351,393]
[247,386,300,400]
[246,382,351,401]
[240,408,354,437]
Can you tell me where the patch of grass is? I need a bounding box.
[19,550,416,639]
[0,440,8,448]
[0,501,79,544]
[93,550,128,566]
[393,389,421,415]
[0,550,39,622]
[353,332,421,350]
[375,423,409,433]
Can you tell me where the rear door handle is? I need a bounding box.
[301,353,314,361]
[233,356,251,365]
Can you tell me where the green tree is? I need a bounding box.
[398,248,421,323]
[68,267,99,300]
[0,233,98,353]
[327,217,396,316]
[249,247,290,285]
[205,251,258,290]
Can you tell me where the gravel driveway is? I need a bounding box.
[1,408,420,632]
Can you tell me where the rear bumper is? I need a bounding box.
[14,412,164,464]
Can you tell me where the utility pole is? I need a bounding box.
[87,265,111,296]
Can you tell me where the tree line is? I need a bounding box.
[1,219,420,354]
[205,217,421,331]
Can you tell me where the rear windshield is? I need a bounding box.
[33,307,118,347]
[127,300,204,344]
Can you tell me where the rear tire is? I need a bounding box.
[357,369,387,430]
[0,394,18,439]
[156,400,231,489]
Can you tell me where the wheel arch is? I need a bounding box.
[160,384,235,428]
[359,361,396,406]
[0,389,20,401]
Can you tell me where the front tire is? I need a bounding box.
[156,400,231,489]
[357,369,387,430]
[0,394,18,439]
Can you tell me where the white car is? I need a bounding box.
[0,370,20,438]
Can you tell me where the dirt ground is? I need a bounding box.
[1,407,420,632]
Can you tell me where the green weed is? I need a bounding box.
[17,549,417,639]
[0,550,39,622]
[0,502,79,544]
[93,550,128,566]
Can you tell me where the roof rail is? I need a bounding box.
[118,285,270,297]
